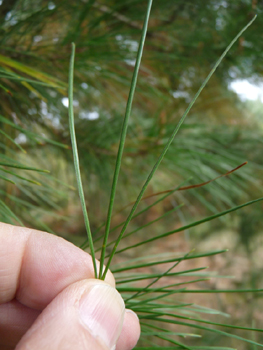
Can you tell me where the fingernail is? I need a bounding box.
[79,284,125,349]
[126,308,140,321]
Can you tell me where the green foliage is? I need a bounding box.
[1,0,263,348]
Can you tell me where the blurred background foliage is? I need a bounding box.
[0,0,262,234]
[0,0,263,347]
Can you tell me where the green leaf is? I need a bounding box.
[102,15,257,279]
[68,42,97,278]
[99,0,154,279]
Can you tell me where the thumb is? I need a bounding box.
[16,280,125,350]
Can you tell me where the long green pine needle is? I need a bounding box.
[99,0,153,279]
[68,43,97,278]
[112,196,263,255]
[102,15,257,280]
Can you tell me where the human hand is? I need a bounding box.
[0,223,140,350]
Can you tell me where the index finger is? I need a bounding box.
[0,223,115,310]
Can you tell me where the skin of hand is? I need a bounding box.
[0,222,140,350]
